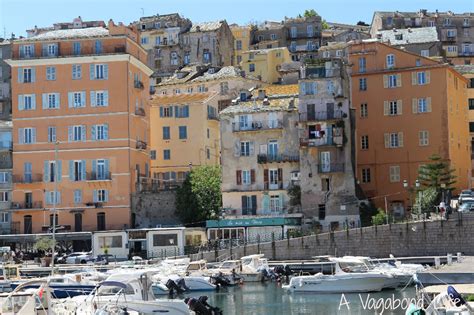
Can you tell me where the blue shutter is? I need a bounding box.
[105,159,110,177]
[104,124,109,140]
[19,46,24,58]
[72,65,76,79]
[56,191,61,205]
[300,82,306,95]
[184,105,189,117]
[45,192,50,205]
[17,68,23,83]
[57,160,62,182]
[42,94,48,109]
[103,91,109,106]
[18,95,24,111]
[93,190,98,203]
[81,91,86,106]
[43,161,49,182]
[169,106,173,117]
[81,125,86,141]
[68,127,73,142]
[81,160,86,181]
[105,190,109,202]
[55,93,60,108]
[91,125,96,141]
[90,91,96,107]
[174,106,179,118]
[18,128,24,144]
[68,92,73,108]
[69,160,74,180]
[103,64,108,79]
[90,64,95,80]
[31,94,36,110]
[31,128,36,143]
[159,107,163,117]
[92,160,97,176]
[31,68,36,82]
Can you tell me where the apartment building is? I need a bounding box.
[240,47,292,84]
[298,60,359,230]
[322,22,370,45]
[370,10,474,64]
[220,85,301,219]
[6,19,152,235]
[283,16,322,61]
[253,21,288,50]
[230,24,254,66]
[350,41,470,215]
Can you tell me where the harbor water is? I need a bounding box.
[160,282,417,315]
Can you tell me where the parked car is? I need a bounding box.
[458,190,473,202]
[94,254,115,265]
[458,202,474,213]
[65,252,94,264]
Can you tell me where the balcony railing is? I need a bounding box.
[11,201,43,209]
[232,120,283,132]
[136,140,147,150]
[460,51,474,56]
[134,80,145,89]
[300,129,344,147]
[87,172,111,181]
[207,113,219,121]
[299,111,345,122]
[135,107,146,116]
[13,174,43,184]
[137,178,184,192]
[257,154,300,164]
[317,163,345,173]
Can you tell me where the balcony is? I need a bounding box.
[300,128,344,147]
[460,51,474,56]
[232,120,283,132]
[207,113,219,121]
[136,140,147,150]
[86,172,111,181]
[299,111,345,122]
[11,201,43,210]
[42,225,71,232]
[134,80,145,89]
[0,141,13,151]
[85,202,104,208]
[317,163,345,173]
[135,107,146,116]
[257,154,300,164]
[305,65,341,79]
[13,174,43,184]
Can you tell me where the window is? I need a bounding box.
[413,98,432,113]
[0,172,8,183]
[361,135,369,150]
[203,50,211,63]
[220,82,229,94]
[358,57,366,73]
[48,126,56,143]
[0,212,8,223]
[22,68,33,83]
[163,127,170,140]
[160,106,173,117]
[20,128,36,144]
[95,189,108,202]
[421,50,429,57]
[388,74,398,88]
[318,204,326,220]
[307,25,314,37]
[74,189,82,204]
[359,78,367,91]
[464,18,470,27]
[175,106,189,118]
[271,33,277,40]
[69,91,85,108]
[90,64,108,80]
[428,20,435,27]
[72,65,82,79]
[140,37,149,44]
[360,103,368,117]
[91,91,108,107]
[95,159,109,180]
[386,54,395,68]
[178,126,187,139]
[95,40,102,53]
[242,170,251,185]
[42,93,59,109]
[242,195,257,215]
[73,42,81,55]
[24,162,32,183]
[97,213,106,231]
[240,141,251,156]
[184,52,190,65]
[0,192,7,202]
[45,191,61,205]
[389,166,400,183]
[447,29,456,38]
[302,82,316,95]
[387,100,401,116]
[291,26,297,38]
[20,44,34,58]
[69,125,85,142]
[170,52,178,66]
[446,46,457,53]
[362,168,371,183]
[206,148,210,159]
[469,99,474,110]
[153,234,178,247]
[385,132,403,148]
[70,160,85,181]
[249,64,255,72]
[150,150,156,160]
[93,124,108,141]
[19,94,35,111]
[236,40,242,50]
[46,66,56,80]
[417,130,429,146]
[163,149,171,160]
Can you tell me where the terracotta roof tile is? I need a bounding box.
[150,93,213,106]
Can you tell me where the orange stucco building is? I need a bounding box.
[6,20,153,234]
[349,41,470,216]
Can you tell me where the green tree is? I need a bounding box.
[414,186,438,214]
[34,236,55,255]
[371,209,388,225]
[175,166,222,224]
[357,21,369,26]
[303,9,318,18]
[287,184,301,206]
[322,20,329,30]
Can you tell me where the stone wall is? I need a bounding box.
[191,216,474,262]
[131,190,181,228]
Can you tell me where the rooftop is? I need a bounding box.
[190,21,224,32]
[453,65,474,75]
[18,27,109,41]
[220,95,298,115]
[375,10,474,18]
[377,27,439,45]
[319,42,349,51]
[191,66,254,82]
[243,47,289,54]
[150,93,213,106]
[264,84,299,96]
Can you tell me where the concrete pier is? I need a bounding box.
[416,256,474,285]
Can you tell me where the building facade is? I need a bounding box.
[7,20,152,234]
[298,60,359,230]
[370,10,474,64]
[283,16,322,61]
[240,47,292,84]
[350,41,470,215]
[230,25,254,66]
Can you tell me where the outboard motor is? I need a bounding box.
[176,278,189,292]
[210,273,231,287]
[165,279,186,295]
[185,296,223,315]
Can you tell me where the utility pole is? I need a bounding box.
[384,196,389,225]
[50,140,59,274]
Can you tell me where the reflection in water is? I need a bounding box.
[160,282,416,315]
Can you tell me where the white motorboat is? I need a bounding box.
[0,279,52,315]
[51,270,192,315]
[283,258,393,293]
[152,274,216,295]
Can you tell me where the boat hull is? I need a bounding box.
[285,274,389,293]
[10,282,96,298]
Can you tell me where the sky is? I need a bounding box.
[0,0,473,38]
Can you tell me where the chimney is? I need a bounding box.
[289,97,295,109]
[300,66,306,79]
[257,89,266,100]
[263,97,270,106]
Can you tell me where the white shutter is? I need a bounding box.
[18,95,24,111]
[81,125,86,141]
[426,97,432,112]
[90,91,96,107]
[68,92,73,108]
[411,72,417,85]
[412,98,418,114]
[55,93,60,108]
[42,93,48,109]
[398,132,404,147]
[31,94,36,110]
[384,133,390,148]
[396,74,402,87]
[383,75,388,88]
[81,91,86,107]
[398,100,403,115]
[383,101,389,116]
[18,128,24,144]
[426,71,430,84]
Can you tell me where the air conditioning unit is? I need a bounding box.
[291,172,300,181]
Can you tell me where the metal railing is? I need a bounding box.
[136,140,147,150]
[257,154,300,163]
[232,120,283,132]
[86,172,111,181]
[300,133,344,147]
[317,163,345,173]
[11,201,43,209]
[135,107,146,116]
[299,111,344,122]
[134,80,144,89]
[13,174,43,184]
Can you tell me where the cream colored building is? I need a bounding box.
[230,25,253,66]
[241,47,292,84]
[220,85,301,217]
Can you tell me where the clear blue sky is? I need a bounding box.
[1,0,473,38]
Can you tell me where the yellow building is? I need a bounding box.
[241,47,291,84]
[149,93,220,187]
[230,25,252,67]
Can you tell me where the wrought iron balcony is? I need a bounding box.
[87,172,111,181]
[136,140,147,150]
[257,154,300,164]
[13,174,43,184]
[232,120,283,132]
[299,110,345,122]
[135,107,146,116]
[317,163,345,173]
[134,80,144,89]
[11,201,43,209]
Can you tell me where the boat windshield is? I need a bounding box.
[187,263,205,271]
[220,261,239,269]
[97,284,134,295]
[339,262,370,273]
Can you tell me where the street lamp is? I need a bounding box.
[51,140,59,274]
[403,180,409,218]
[415,179,421,216]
